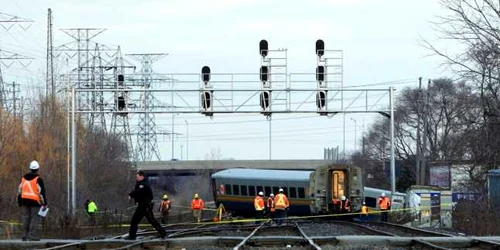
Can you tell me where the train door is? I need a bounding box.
[330,170,347,212]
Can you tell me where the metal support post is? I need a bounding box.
[71,87,76,215]
[389,87,396,195]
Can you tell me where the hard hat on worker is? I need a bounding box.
[341,196,346,201]
[279,188,284,193]
[163,194,168,199]
[270,193,274,197]
[194,193,199,199]
[29,160,40,170]
[258,191,264,196]
[381,192,386,197]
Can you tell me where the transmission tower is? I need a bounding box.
[111,47,136,162]
[46,8,54,97]
[58,28,106,120]
[0,12,33,111]
[127,53,167,161]
[6,81,21,116]
[89,44,106,131]
[0,50,33,111]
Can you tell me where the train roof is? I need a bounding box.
[212,168,312,182]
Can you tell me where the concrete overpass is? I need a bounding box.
[138,159,334,176]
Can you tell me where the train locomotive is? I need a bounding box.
[211,164,364,216]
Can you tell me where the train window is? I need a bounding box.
[233,185,240,196]
[225,184,232,195]
[265,186,271,196]
[365,197,377,208]
[249,186,255,196]
[272,187,279,195]
[282,187,288,196]
[240,185,248,196]
[289,187,297,198]
[256,186,263,193]
[298,187,305,198]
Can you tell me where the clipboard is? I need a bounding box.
[38,207,49,217]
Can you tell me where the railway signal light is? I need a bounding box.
[201,66,213,116]
[259,39,268,57]
[260,66,269,83]
[201,91,212,110]
[117,74,124,86]
[202,66,211,84]
[316,66,325,83]
[260,91,270,111]
[316,39,325,57]
[316,91,326,110]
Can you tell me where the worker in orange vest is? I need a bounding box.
[191,193,204,223]
[340,196,351,213]
[273,188,289,225]
[254,191,265,224]
[378,193,391,222]
[17,160,47,241]
[159,194,171,224]
[266,193,275,220]
[361,201,369,216]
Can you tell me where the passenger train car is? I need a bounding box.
[363,187,407,211]
[211,164,364,216]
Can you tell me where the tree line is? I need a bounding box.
[0,96,131,224]
[354,0,500,193]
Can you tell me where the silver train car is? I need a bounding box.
[211,164,364,216]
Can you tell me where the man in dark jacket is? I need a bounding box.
[17,160,47,241]
[127,171,166,240]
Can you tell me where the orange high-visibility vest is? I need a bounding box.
[160,200,171,212]
[20,177,41,203]
[266,197,275,212]
[191,199,204,210]
[254,196,264,211]
[274,193,289,210]
[378,197,390,210]
[340,199,351,212]
[361,205,369,215]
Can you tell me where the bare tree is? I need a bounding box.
[425,0,500,188]
[353,79,479,190]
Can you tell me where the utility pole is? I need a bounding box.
[416,77,422,185]
[421,79,430,185]
[362,118,365,155]
[351,118,357,151]
[185,120,189,161]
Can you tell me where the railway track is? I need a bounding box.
[233,221,321,250]
[4,219,500,249]
[345,221,500,250]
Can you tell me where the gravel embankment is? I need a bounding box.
[299,222,376,236]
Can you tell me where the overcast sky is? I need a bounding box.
[1,0,450,161]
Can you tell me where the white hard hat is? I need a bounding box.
[270,193,274,197]
[258,191,264,196]
[381,192,386,197]
[341,196,346,201]
[279,188,284,193]
[29,160,40,170]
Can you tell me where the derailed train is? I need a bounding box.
[211,164,366,216]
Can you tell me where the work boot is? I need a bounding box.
[21,237,27,241]
[29,238,40,241]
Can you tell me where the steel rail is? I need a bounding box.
[233,221,267,250]
[294,222,322,250]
